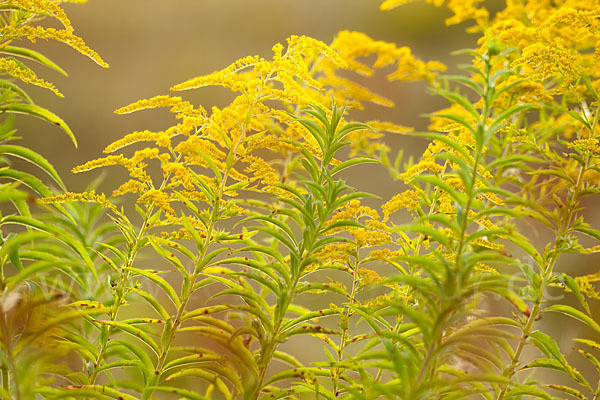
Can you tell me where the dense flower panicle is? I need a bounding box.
[174,136,226,161]
[243,155,279,188]
[400,159,444,183]
[103,130,172,153]
[6,0,74,30]
[323,30,446,106]
[0,58,62,96]
[287,35,347,70]
[368,248,403,260]
[382,190,421,221]
[512,43,579,91]
[112,180,146,197]
[114,95,187,115]
[366,120,413,134]
[138,189,175,216]
[324,200,393,248]
[1,25,108,68]
[568,138,600,155]
[315,243,355,264]
[171,56,261,92]
[380,0,444,11]
[493,76,553,108]
[357,267,385,287]
[37,190,117,213]
[72,155,130,173]
[445,0,489,27]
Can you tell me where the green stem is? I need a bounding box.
[332,243,361,396]
[88,152,185,385]
[0,310,18,399]
[413,52,494,391]
[495,156,588,400]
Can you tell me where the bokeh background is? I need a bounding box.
[14,0,476,199]
[10,0,598,393]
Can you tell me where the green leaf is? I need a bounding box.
[38,385,138,399]
[560,274,591,315]
[543,384,586,400]
[264,367,332,386]
[163,368,231,398]
[95,320,160,355]
[330,157,377,176]
[0,79,33,103]
[0,103,76,147]
[146,386,207,400]
[128,267,181,308]
[543,304,600,334]
[0,45,68,76]
[148,236,188,275]
[0,144,65,189]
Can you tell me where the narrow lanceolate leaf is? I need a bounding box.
[127,267,181,309]
[133,288,171,320]
[1,215,97,281]
[505,384,553,400]
[0,104,76,147]
[543,304,600,335]
[164,368,231,398]
[37,385,138,399]
[148,236,188,275]
[560,274,591,315]
[0,45,68,75]
[0,79,33,103]
[69,300,111,314]
[543,384,586,400]
[0,231,50,261]
[94,320,160,355]
[147,386,208,400]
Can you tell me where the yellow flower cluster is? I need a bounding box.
[243,155,280,190]
[114,95,188,115]
[2,25,108,68]
[380,0,444,12]
[138,189,175,217]
[358,268,385,287]
[7,0,73,30]
[38,190,117,214]
[315,243,355,264]
[0,58,62,97]
[575,272,600,300]
[568,138,600,156]
[103,130,172,154]
[325,200,393,248]
[400,159,444,183]
[368,248,403,260]
[171,56,261,92]
[382,190,421,221]
[321,30,446,109]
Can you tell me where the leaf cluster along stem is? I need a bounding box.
[496,154,590,400]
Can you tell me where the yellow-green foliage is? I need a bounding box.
[2,0,600,399]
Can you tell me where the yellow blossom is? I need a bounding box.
[358,268,385,287]
[0,58,63,96]
[112,180,146,197]
[138,189,175,216]
[382,190,421,221]
[115,95,185,114]
[401,159,444,183]
[3,25,108,67]
[72,155,130,173]
[103,130,172,153]
[38,190,117,214]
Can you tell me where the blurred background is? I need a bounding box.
[13,0,476,199]
[9,0,600,393]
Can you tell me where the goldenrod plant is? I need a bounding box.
[2,0,600,399]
